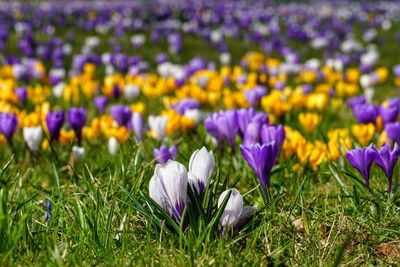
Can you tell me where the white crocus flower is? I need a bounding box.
[123,84,140,102]
[148,115,168,140]
[184,109,203,124]
[108,137,119,156]
[364,87,375,103]
[72,146,85,161]
[188,147,215,194]
[220,52,231,65]
[149,160,188,221]
[53,82,65,98]
[23,126,43,153]
[218,188,243,230]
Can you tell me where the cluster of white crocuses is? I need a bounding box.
[149,147,244,231]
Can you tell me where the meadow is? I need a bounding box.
[1,1,400,266]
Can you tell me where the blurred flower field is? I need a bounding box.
[1,1,400,265]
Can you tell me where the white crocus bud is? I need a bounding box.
[218,188,243,231]
[360,75,372,88]
[219,52,231,65]
[72,146,85,161]
[149,160,188,221]
[364,87,375,103]
[148,115,168,140]
[53,82,65,98]
[184,109,203,124]
[108,137,119,156]
[123,84,140,102]
[188,147,215,194]
[23,126,43,153]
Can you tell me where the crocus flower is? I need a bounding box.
[372,143,400,193]
[108,137,119,156]
[131,112,146,141]
[72,145,85,161]
[184,109,203,124]
[46,110,64,142]
[394,65,400,77]
[148,115,168,140]
[110,105,132,127]
[0,113,18,145]
[123,84,140,101]
[345,144,375,187]
[243,121,263,146]
[45,200,52,222]
[205,110,239,148]
[380,104,399,123]
[260,124,286,152]
[244,86,266,107]
[23,126,42,153]
[94,96,108,114]
[15,87,28,104]
[153,144,178,164]
[347,96,366,110]
[172,98,199,115]
[240,142,278,201]
[149,160,188,222]
[385,122,400,145]
[352,104,378,124]
[237,108,268,137]
[188,147,215,194]
[113,84,121,99]
[67,107,87,143]
[218,188,243,231]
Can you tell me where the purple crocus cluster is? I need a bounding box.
[346,143,400,194]
[204,108,285,202]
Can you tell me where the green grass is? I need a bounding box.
[1,22,400,266]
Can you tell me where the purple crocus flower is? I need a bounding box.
[345,144,375,187]
[237,108,269,137]
[67,107,87,143]
[244,86,267,107]
[45,200,52,222]
[110,105,132,127]
[205,110,238,148]
[240,142,278,202]
[94,96,108,114]
[172,98,199,115]
[243,121,263,146]
[260,124,286,152]
[131,112,145,141]
[0,113,18,145]
[372,143,400,194]
[393,65,400,77]
[380,104,399,123]
[46,110,64,142]
[156,53,168,64]
[15,87,28,104]
[153,144,178,164]
[385,122,400,145]
[347,96,366,110]
[352,104,378,124]
[112,84,121,99]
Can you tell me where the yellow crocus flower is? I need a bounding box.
[351,123,375,146]
[299,112,321,133]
